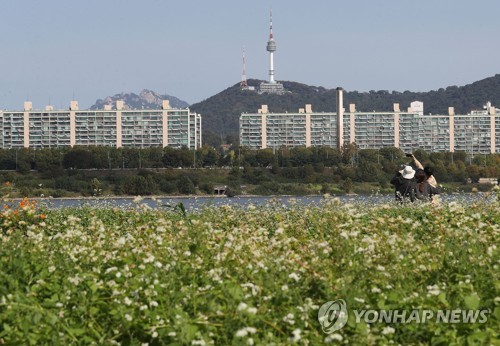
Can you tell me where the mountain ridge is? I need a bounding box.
[89,74,500,144]
[189,74,500,141]
[90,89,189,110]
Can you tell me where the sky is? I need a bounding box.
[1,0,500,110]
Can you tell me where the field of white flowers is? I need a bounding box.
[0,191,498,345]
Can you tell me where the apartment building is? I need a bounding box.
[0,100,201,149]
[240,97,499,154]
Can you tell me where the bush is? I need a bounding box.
[199,182,214,195]
[176,176,195,195]
[159,180,177,194]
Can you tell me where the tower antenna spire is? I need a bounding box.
[240,47,248,88]
[269,8,273,40]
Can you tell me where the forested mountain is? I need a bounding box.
[89,75,500,145]
[190,74,500,144]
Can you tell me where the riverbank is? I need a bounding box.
[1,167,496,199]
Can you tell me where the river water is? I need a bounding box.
[35,193,495,211]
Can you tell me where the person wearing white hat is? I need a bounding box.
[390,165,416,202]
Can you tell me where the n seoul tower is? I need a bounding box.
[258,9,285,94]
[266,9,277,84]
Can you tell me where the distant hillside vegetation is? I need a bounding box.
[189,75,500,144]
[90,89,189,110]
[89,75,500,146]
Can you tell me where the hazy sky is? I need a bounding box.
[1,0,499,109]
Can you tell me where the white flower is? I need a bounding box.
[124,314,132,322]
[48,266,56,273]
[55,302,63,308]
[124,297,132,306]
[191,340,206,346]
[150,300,159,307]
[382,326,395,335]
[105,267,118,274]
[235,329,248,337]
[427,284,440,296]
[68,276,81,286]
[237,302,248,311]
[288,273,300,282]
[236,327,257,338]
[283,313,295,325]
[143,255,155,264]
[289,329,301,343]
[151,331,158,338]
[247,307,257,315]
[354,297,365,303]
[247,338,254,346]
[281,285,289,291]
[371,287,381,293]
[325,333,343,342]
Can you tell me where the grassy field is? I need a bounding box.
[0,190,498,345]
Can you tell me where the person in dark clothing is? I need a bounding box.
[390,165,416,203]
[414,169,441,201]
[410,154,437,188]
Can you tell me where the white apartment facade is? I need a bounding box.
[0,100,201,150]
[240,100,499,155]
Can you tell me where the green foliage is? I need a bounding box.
[342,177,353,193]
[199,182,214,195]
[0,147,498,197]
[0,192,498,344]
[124,175,158,195]
[191,76,500,139]
[176,175,195,195]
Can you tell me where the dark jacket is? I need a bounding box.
[390,175,416,202]
[415,181,440,201]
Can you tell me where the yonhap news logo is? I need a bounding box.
[318,298,490,334]
[317,299,348,333]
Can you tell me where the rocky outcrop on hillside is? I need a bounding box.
[90,89,189,110]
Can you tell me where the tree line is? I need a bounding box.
[0,145,497,182]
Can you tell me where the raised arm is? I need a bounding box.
[412,154,424,170]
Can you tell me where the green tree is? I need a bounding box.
[90,178,102,196]
[176,175,195,195]
[63,148,93,169]
[342,177,353,193]
[255,149,275,167]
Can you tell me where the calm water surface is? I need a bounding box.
[35,193,495,211]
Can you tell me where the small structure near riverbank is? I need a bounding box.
[214,185,227,195]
